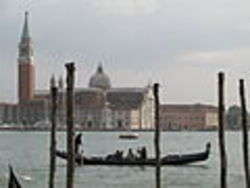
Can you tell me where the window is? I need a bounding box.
[118,120,122,128]
[87,121,92,128]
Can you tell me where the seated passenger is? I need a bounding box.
[106,153,115,161]
[141,147,147,160]
[117,150,124,160]
[106,150,124,161]
[114,150,121,160]
[137,146,147,160]
[126,148,135,160]
[137,147,142,159]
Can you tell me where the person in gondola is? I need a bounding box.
[137,147,142,159]
[137,146,147,160]
[141,146,147,160]
[74,133,82,155]
[126,148,135,160]
[114,150,123,160]
[106,150,123,161]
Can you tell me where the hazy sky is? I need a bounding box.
[1,0,250,107]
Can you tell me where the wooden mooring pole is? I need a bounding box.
[239,79,250,188]
[153,83,161,188]
[218,72,227,188]
[66,63,75,188]
[49,79,58,188]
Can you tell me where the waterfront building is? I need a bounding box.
[0,103,6,123]
[0,103,17,124]
[159,104,218,130]
[1,12,219,131]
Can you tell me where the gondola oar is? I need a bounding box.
[8,165,22,188]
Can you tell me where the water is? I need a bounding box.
[0,131,247,188]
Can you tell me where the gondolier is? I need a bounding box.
[74,133,83,155]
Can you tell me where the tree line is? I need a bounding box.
[226,105,250,130]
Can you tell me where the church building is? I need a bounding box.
[2,12,155,130]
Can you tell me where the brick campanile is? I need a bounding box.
[18,11,35,103]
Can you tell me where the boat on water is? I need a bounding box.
[8,165,22,188]
[56,142,211,166]
[119,133,139,139]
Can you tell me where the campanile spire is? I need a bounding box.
[18,11,33,62]
[21,11,30,40]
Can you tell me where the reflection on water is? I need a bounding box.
[0,131,246,187]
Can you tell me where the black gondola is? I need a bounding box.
[8,165,22,188]
[56,142,211,166]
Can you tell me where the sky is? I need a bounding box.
[1,0,250,107]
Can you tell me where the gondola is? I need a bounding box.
[8,165,22,188]
[56,142,211,166]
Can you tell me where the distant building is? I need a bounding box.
[2,12,219,131]
[0,103,15,124]
[32,65,155,130]
[159,104,218,130]
[1,103,19,124]
[18,100,48,125]
[0,103,6,123]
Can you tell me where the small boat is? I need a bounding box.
[119,133,139,139]
[56,142,211,166]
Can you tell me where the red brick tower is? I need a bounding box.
[18,12,35,103]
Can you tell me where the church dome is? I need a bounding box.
[89,64,111,90]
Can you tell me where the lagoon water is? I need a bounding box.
[0,131,247,188]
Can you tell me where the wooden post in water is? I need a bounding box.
[218,72,227,188]
[153,83,161,188]
[239,79,250,188]
[49,76,58,188]
[66,63,75,188]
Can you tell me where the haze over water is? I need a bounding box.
[0,131,247,188]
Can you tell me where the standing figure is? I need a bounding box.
[74,133,82,155]
[141,147,147,160]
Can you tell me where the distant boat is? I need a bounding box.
[119,132,139,139]
[2,124,12,128]
[34,120,50,128]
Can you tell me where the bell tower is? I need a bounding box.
[18,11,35,103]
